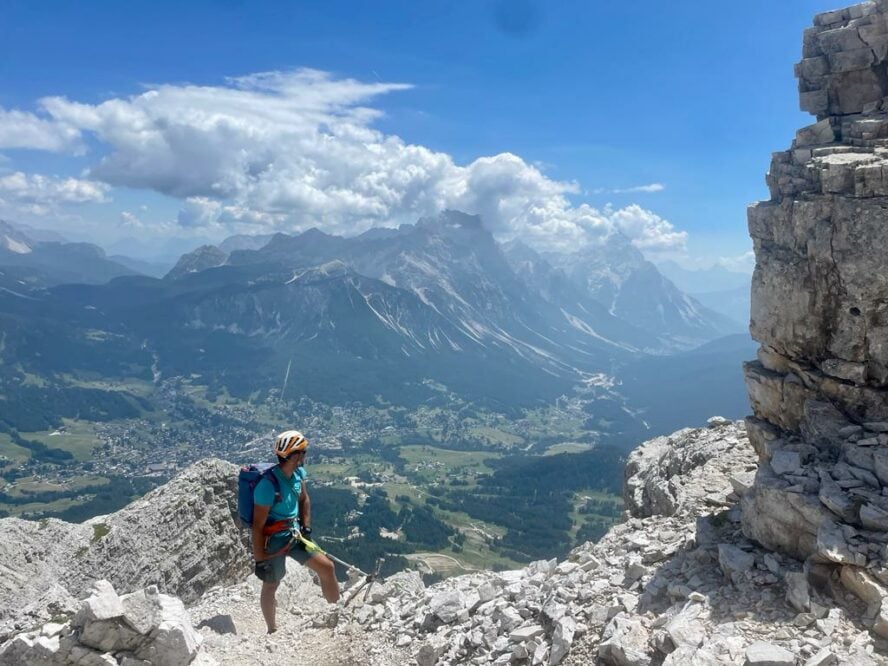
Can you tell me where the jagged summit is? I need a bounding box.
[164,244,228,280]
[416,209,486,234]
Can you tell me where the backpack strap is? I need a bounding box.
[262,467,283,505]
[259,466,296,536]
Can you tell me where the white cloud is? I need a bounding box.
[591,183,666,195]
[0,108,83,153]
[613,183,665,194]
[717,250,755,274]
[119,211,144,228]
[0,172,109,208]
[0,68,689,254]
[605,204,687,253]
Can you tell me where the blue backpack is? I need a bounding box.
[237,463,282,528]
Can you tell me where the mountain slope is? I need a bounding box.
[689,285,750,330]
[546,233,737,348]
[656,259,751,293]
[165,244,228,280]
[0,459,248,637]
[618,333,758,436]
[0,221,139,286]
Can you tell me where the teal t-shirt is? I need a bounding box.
[254,466,307,524]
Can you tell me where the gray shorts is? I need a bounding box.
[254,532,315,584]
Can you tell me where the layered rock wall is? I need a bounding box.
[743,0,888,637]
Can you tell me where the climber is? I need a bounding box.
[252,430,340,634]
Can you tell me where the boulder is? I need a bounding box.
[718,544,755,584]
[744,641,795,666]
[598,616,652,666]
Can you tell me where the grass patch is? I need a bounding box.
[62,374,155,398]
[92,523,111,542]
[399,445,500,483]
[2,474,108,499]
[21,420,100,461]
[544,442,594,456]
[0,431,30,464]
[570,489,623,543]
[467,426,524,447]
[3,495,83,518]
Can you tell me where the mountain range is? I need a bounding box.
[0,220,137,289]
[0,212,745,431]
[657,259,752,327]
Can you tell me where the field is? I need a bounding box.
[544,442,594,456]
[406,552,479,576]
[399,445,501,484]
[23,420,101,461]
[0,432,29,465]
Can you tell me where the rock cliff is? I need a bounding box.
[0,459,250,640]
[742,0,888,643]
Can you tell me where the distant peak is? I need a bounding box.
[300,227,335,239]
[416,210,485,233]
[164,244,228,280]
[285,259,351,285]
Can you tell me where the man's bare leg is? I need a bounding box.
[261,581,279,633]
[306,554,340,603]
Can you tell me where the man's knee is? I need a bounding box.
[308,554,335,577]
[262,581,279,594]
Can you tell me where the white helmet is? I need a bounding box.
[274,430,309,458]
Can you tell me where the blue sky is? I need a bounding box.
[0,0,841,267]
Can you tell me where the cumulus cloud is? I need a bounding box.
[604,204,687,253]
[717,250,755,273]
[0,172,109,208]
[0,108,83,153]
[0,68,689,254]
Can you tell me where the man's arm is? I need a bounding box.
[252,503,272,561]
[299,483,311,531]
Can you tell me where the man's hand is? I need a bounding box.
[300,525,313,541]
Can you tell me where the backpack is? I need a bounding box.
[237,463,282,528]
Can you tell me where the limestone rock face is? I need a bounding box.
[624,419,756,519]
[0,459,250,638]
[743,0,888,640]
[0,580,203,666]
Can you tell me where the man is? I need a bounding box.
[252,430,340,634]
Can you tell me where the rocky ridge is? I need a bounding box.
[742,0,888,646]
[0,459,250,640]
[7,420,888,665]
